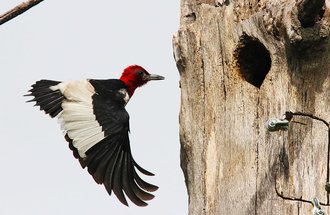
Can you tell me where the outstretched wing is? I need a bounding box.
[26,80,64,117]
[26,79,158,206]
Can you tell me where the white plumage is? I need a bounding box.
[27,66,164,207]
[52,80,105,158]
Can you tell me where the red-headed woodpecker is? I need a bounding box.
[26,65,165,207]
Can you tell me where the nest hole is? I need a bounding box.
[298,0,325,28]
[235,35,271,88]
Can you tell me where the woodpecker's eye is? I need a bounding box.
[136,70,145,78]
[136,70,144,75]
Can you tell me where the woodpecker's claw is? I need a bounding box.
[147,74,165,81]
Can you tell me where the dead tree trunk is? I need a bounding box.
[173,0,330,214]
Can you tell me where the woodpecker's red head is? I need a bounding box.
[119,65,165,97]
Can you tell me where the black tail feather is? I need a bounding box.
[26,79,64,118]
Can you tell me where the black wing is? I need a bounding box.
[25,79,64,117]
[26,79,158,207]
[81,91,158,206]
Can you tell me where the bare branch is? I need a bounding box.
[0,0,44,26]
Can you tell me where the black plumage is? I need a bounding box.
[26,77,158,206]
[26,79,64,117]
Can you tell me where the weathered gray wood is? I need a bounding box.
[173,0,330,214]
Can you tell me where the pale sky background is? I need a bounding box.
[0,1,187,214]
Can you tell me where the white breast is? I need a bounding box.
[118,88,130,105]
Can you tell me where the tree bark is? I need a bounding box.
[173,0,330,214]
[0,0,44,25]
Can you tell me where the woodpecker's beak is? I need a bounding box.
[147,74,165,81]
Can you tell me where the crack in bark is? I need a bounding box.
[255,96,261,215]
[217,20,227,99]
[200,36,208,215]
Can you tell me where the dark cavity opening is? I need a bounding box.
[298,0,325,28]
[235,35,271,88]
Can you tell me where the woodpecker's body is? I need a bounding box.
[26,65,164,207]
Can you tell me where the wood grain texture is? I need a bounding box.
[173,0,330,214]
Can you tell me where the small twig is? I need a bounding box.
[0,0,44,26]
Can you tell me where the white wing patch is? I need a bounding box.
[51,80,105,158]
